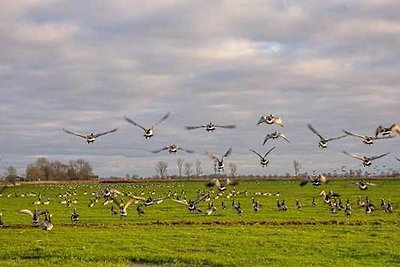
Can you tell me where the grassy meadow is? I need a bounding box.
[0,178,400,266]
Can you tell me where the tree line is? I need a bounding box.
[2,157,94,182]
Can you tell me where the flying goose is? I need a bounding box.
[344,199,352,216]
[263,131,289,145]
[172,194,208,213]
[355,180,375,190]
[375,124,400,137]
[62,128,118,144]
[19,209,48,225]
[343,129,394,145]
[185,122,236,132]
[127,195,166,207]
[343,151,390,167]
[112,197,136,217]
[206,178,236,192]
[249,147,276,167]
[257,114,284,127]
[300,174,328,186]
[395,157,400,162]
[307,124,346,149]
[124,112,170,139]
[206,147,232,172]
[152,144,194,154]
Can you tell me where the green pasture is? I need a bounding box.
[0,178,399,266]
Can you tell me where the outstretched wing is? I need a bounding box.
[206,151,218,160]
[249,149,263,159]
[124,116,147,131]
[274,117,284,127]
[343,151,364,161]
[123,197,136,210]
[152,147,169,153]
[178,147,195,153]
[279,133,290,143]
[307,124,324,140]
[95,128,118,138]
[372,135,395,140]
[19,209,34,218]
[263,133,273,145]
[37,209,49,216]
[326,134,347,142]
[223,147,232,158]
[127,195,146,201]
[215,124,236,129]
[185,125,205,130]
[370,152,390,161]
[194,194,208,205]
[343,130,366,139]
[62,128,86,139]
[172,199,189,206]
[257,116,266,125]
[264,146,276,157]
[152,112,170,128]
[396,157,400,162]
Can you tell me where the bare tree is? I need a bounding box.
[184,162,193,178]
[195,160,203,177]
[155,161,168,179]
[4,166,17,183]
[176,158,184,177]
[293,160,301,177]
[229,162,237,177]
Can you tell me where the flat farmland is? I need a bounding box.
[0,178,399,266]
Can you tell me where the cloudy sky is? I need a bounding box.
[0,0,399,178]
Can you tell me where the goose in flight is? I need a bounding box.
[300,174,328,186]
[206,148,232,172]
[375,124,400,137]
[19,209,49,226]
[127,195,167,207]
[343,151,390,167]
[263,131,289,145]
[206,178,236,192]
[185,122,236,132]
[257,114,284,127]
[249,147,276,167]
[343,129,393,145]
[172,194,208,213]
[124,112,170,139]
[112,197,136,217]
[152,144,194,154]
[62,128,118,144]
[355,180,375,190]
[307,124,346,149]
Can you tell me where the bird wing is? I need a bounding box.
[299,179,309,187]
[274,117,284,127]
[307,124,324,140]
[128,195,146,201]
[370,152,390,161]
[62,128,86,139]
[343,151,364,161]
[215,124,236,129]
[177,147,195,153]
[206,151,218,160]
[264,146,276,157]
[185,125,205,130]
[249,149,263,159]
[152,147,169,153]
[123,197,136,210]
[375,126,383,137]
[257,116,266,125]
[124,116,147,131]
[95,128,118,138]
[37,209,49,216]
[172,199,189,206]
[278,133,290,143]
[326,134,347,142]
[194,194,208,205]
[223,147,232,158]
[396,157,400,162]
[152,112,170,128]
[343,130,366,139]
[19,209,34,218]
[372,135,395,140]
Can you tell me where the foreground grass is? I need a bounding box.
[0,179,400,266]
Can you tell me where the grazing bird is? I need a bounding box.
[384,201,393,213]
[205,202,217,215]
[257,114,284,127]
[19,209,48,226]
[70,208,79,224]
[375,124,400,137]
[312,197,317,206]
[185,122,236,132]
[152,144,194,154]
[62,128,118,144]
[295,199,302,210]
[276,199,288,211]
[364,198,375,214]
[344,199,352,216]
[300,174,328,186]
[343,129,393,145]
[263,131,289,145]
[252,198,261,212]
[206,148,232,172]
[172,194,208,213]
[124,112,170,139]
[249,147,276,167]
[343,151,390,167]
[308,124,347,149]
[231,199,243,215]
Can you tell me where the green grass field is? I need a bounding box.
[1,178,400,266]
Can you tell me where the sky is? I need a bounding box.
[0,0,399,178]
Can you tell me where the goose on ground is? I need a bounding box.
[152,144,194,154]
[375,124,400,137]
[71,208,79,224]
[41,213,53,231]
[312,197,317,206]
[276,199,288,211]
[257,114,284,127]
[172,194,208,213]
[205,202,217,215]
[62,128,118,144]
[124,112,170,139]
[344,199,352,216]
[185,122,236,132]
[295,199,302,210]
[249,147,276,167]
[308,124,346,149]
[343,151,390,167]
[263,131,289,145]
[300,174,328,186]
[136,204,145,216]
[252,197,261,212]
[343,129,394,145]
[231,199,243,215]
[206,148,232,172]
